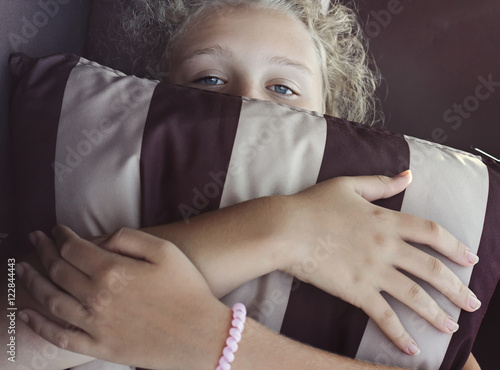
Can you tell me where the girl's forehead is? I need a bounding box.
[175,6,318,64]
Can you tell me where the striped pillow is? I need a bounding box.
[9,53,500,369]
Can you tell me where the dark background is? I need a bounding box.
[354,1,500,367]
[1,0,498,368]
[358,0,500,159]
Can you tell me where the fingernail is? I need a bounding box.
[466,250,479,265]
[468,294,482,311]
[18,311,29,324]
[407,341,420,356]
[15,263,24,278]
[446,317,459,333]
[28,232,37,246]
[397,170,411,178]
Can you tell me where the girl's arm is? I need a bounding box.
[140,172,480,355]
[18,226,407,370]
[463,353,481,370]
[7,172,481,368]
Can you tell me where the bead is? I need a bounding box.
[229,327,242,342]
[231,318,244,332]
[223,346,235,363]
[226,337,238,352]
[232,303,247,315]
[218,356,230,370]
[233,310,246,323]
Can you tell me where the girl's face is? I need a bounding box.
[170,6,324,113]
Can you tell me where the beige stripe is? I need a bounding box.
[54,58,157,238]
[220,99,327,332]
[355,136,489,369]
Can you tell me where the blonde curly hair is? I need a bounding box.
[120,0,383,125]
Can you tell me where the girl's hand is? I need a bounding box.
[16,226,409,370]
[278,171,480,356]
[16,226,231,369]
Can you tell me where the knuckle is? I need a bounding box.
[425,220,442,239]
[395,330,411,348]
[424,300,442,321]
[375,175,387,186]
[45,295,61,316]
[408,283,425,302]
[82,306,97,323]
[24,271,37,292]
[379,307,396,324]
[456,283,471,304]
[372,208,388,221]
[426,256,443,277]
[99,263,118,283]
[455,239,464,255]
[54,332,69,349]
[372,232,387,247]
[443,277,463,302]
[48,259,64,281]
[107,227,128,245]
[75,304,91,321]
[59,240,72,258]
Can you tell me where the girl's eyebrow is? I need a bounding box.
[180,44,234,63]
[266,56,312,76]
[180,44,312,76]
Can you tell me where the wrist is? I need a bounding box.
[255,195,294,271]
[185,299,233,370]
[142,195,292,297]
[268,194,306,276]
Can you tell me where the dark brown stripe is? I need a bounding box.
[280,117,410,357]
[441,161,500,370]
[140,85,241,227]
[9,53,79,259]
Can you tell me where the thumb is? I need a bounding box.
[351,170,412,202]
[100,228,171,264]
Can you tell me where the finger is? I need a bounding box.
[30,231,92,296]
[380,267,461,336]
[51,225,116,276]
[348,170,412,202]
[395,212,479,267]
[394,243,481,312]
[17,262,91,327]
[19,308,96,357]
[360,291,420,356]
[99,227,173,264]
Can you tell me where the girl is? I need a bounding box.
[15,1,481,369]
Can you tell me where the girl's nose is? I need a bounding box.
[229,82,267,101]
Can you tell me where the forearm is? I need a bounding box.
[233,318,406,369]
[143,196,290,298]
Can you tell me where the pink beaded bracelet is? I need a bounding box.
[216,303,247,370]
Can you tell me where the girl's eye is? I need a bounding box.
[197,76,225,86]
[270,85,294,95]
